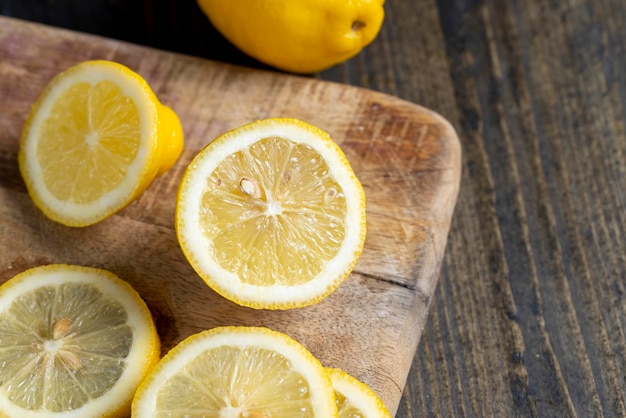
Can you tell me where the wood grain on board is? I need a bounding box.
[0,16,460,415]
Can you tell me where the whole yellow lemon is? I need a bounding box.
[197,0,385,74]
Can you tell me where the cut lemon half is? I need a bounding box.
[19,60,184,227]
[132,326,338,417]
[328,368,392,418]
[0,264,160,418]
[176,118,366,309]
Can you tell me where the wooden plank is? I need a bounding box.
[401,0,626,416]
[0,16,461,415]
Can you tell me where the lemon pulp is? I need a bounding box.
[201,136,347,286]
[156,345,315,415]
[0,282,132,411]
[38,80,141,203]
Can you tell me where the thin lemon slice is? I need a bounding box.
[176,118,366,309]
[19,60,184,227]
[132,326,337,417]
[0,264,160,417]
[328,368,392,418]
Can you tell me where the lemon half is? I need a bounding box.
[0,264,160,417]
[133,326,337,417]
[328,368,392,418]
[176,118,367,309]
[19,60,184,227]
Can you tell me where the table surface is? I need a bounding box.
[1,1,625,417]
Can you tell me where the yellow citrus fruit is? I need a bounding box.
[132,326,338,417]
[197,0,385,73]
[0,264,160,418]
[176,118,367,309]
[19,60,184,227]
[328,368,392,418]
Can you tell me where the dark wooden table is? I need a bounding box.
[1,0,625,417]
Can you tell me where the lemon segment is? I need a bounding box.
[328,368,392,418]
[132,326,337,417]
[19,60,184,227]
[176,118,366,309]
[0,264,160,418]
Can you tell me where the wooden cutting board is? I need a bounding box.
[0,16,461,416]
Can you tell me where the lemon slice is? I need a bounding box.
[19,60,184,227]
[328,368,392,418]
[176,118,366,309]
[132,326,337,417]
[0,264,160,417]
